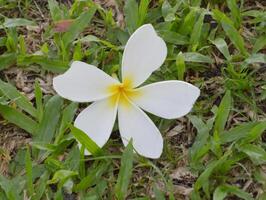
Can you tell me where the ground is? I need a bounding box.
[0,0,266,199]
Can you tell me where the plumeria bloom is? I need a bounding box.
[53,24,200,158]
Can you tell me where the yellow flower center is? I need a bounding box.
[107,78,141,108]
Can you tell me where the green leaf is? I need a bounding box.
[194,152,230,197]
[55,102,78,143]
[48,170,78,188]
[34,80,43,122]
[240,122,266,144]
[115,140,134,200]
[238,144,266,165]
[158,30,189,45]
[48,0,63,21]
[226,0,241,29]
[253,35,266,53]
[245,53,266,64]
[74,161,110,191]
[70,124,103,156]
[17,55,68,73]
[190,11,205,51]
[35,95,63,143]
[0,79,37,117]
[0,18,35,28]
[62,7,96,47]
[188,115,210,165]
[211,38,231,60]
[220,122,259,144]
[0,53,17,70]
[183,52,213,63]
[138,0,150,26]
[0,104,38,135]
[214,184,253,200]
[178,9,196,35]
[213,9,248,56]
[214,90,232,133]
[25,147,34,197]
[176,52,186,80]
[124,0,139,34]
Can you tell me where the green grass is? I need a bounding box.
[0,0,266,199]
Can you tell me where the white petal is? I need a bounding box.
[74,97,118,155]
[118,99,163,159]
[131,81,200,119]
[122,24,167,87]
[53,61,119,102]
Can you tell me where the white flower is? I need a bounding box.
[53,24,200,159]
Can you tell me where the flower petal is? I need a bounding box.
[53,61,119,102]
[74,97,118,155]
[118,99,163,158]
[122,24,167,87]
[131,81,200,119]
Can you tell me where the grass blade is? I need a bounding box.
[214,90,232,133]
[115,140,134,200]
[70,124,103,156]
[62,7,96,47]
[0,104,38,135]
[0,79,37,117]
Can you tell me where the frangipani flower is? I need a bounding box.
[53,24,200,158]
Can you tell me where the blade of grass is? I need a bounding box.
[70,124,103,156]
[0,104,38,135]
[115,140,134,200]
[214,90,232,133]
[0,79,37,117]
[25,147,34,197]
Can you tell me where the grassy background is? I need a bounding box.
[0,0,266,199]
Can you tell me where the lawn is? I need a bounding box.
[0,0,266,199]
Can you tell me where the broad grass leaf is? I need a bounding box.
[211,38,231,60]
[212,9,248,56]
[214,184,253,200]
[35,95,63,143]
[220,122,259,144]
[0,176,23,200]
[245,53,266,64]
[34,81,43,122]
[124,0,139,34]
[0,79,37,117]
[25,147,34,197]
[17,55,68,72]
[74,161,110,191]
[194,153,230,197]
[0,18,35,28]
[214,90,232,133]
[158,30,189,45]
[48,0,63,21]
[62,7,96,47]
[138,0,150,26]
[226,0,241,29]
[253,35,266,53]
[176,52,185,80]
[55,102,78,143]
[0,53,17,70]
[188,115,210,166]
[183,52,213,63]
[178,9,196,35]
[240,122,266,144]
[0,104,38,135]
[238,144,266,165]
[70,124,103,156]
[48,170,78,188]
[115,140,134,200]
[34,172,50,200]
[190,11,205,51]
